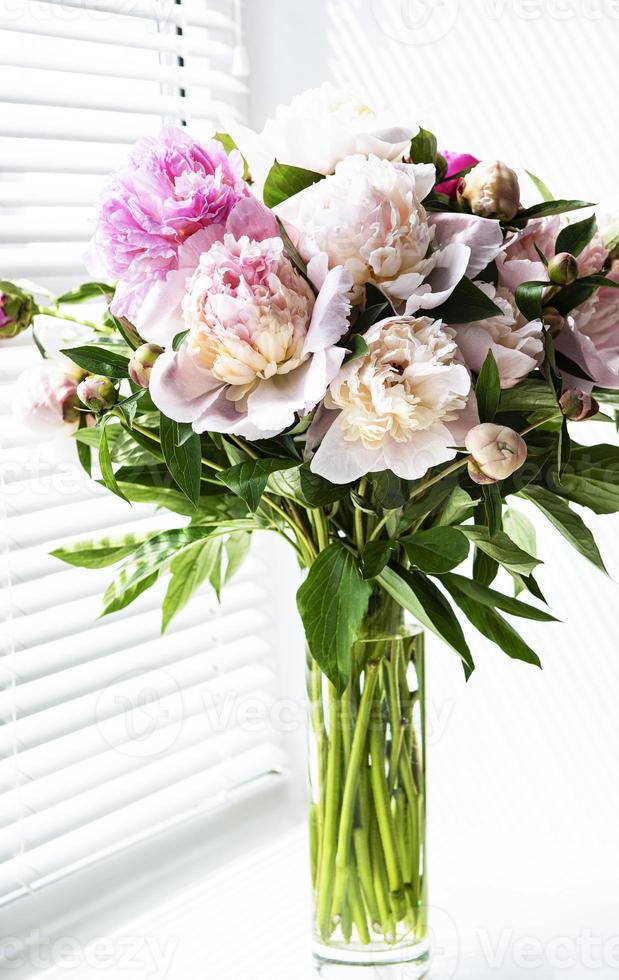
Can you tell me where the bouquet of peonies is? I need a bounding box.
[6,84,619,968]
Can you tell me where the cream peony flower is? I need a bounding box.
[453,282,544,389]
[309,315,475,484]
[278,154,470,312]
[229,82,416,197]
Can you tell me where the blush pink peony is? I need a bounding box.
[14,363,81,432]
[309,315,477,484]
[278,154,470,313]
[149,233,354,439]
[87,127,250,324]
[453,282,544,388]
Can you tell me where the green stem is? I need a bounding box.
[39,307,102,330]
[369,702,403,899]
[330,662,380,920]
[316,683,343,942]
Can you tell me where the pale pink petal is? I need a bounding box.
[446,391,480,444]
[556,320,619,389]
[405,242,470,314]
[304,266,353,354]
[310,414,383,484]
[496,253,546,293]
[247,347,345,433]
[149,348,223,423]
[382,423,457,480]
[430,213,504,278]
[226,195,279,242]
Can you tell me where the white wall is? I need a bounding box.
[247,3,619,973]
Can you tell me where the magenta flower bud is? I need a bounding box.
[0,284,37,340]
[559,389,599,422]
[548,251,579,286]
[77,375,118,412]
[435,151,480,200]
[465,423,528,484]
[128,343,164,388]
[457,160,520,221]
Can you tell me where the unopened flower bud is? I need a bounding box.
[548,252,578,286]
[542,307,565,337]
[128,343,164,388]
[465,423,528,484]
[77,374,117,412]
[457,160,520,221]
[559,389,599,422]
[0,284,37,340]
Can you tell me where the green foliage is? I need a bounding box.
[431,276,503,323]
[555,215,597,257]
[297,543,371,692]
[460,526,540,576]
[52,531,156,569]
[402,527,469,574]
[476,349,501,422]
[61,345,130,379]
[409,128,438,167]
[160,414,202,508]
[219,458,298,511]
[378,565,474,677]
[263,161,324,208]
[56,282,114,304]
[162,536,224,631]
[520,485,607,572]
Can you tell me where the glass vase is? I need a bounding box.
[307,592,428,977]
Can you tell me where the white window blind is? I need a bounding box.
[0,0,285,910]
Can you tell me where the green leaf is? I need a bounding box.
[371,472,411,510]
[219,458,298,511]
[275,216,309,278]
[442,579,542,667]
[434,487,475,527]
[160,413,202,508]
[460,526,540,575]
[402,527,469,574]
[299,465,352,507]
[503,507,537,559]
[378,565,474,677]
[431,276,503,323]
[353,301,390,336]
[483,483,503,535]
[555,214,597,257]
[551,280,597,316]
[213,131,250,179]
[102,572,159,616]
[514,281,545,321]
[410,127,438,167]
[99,423,129,503]
[162,535,222,631]
[263,161,324,208]
[476,349,501,422]
[60,345,130,379]
[441,573,557,623]
[114,389,144,426]
[51,530,156,569]
[473,548,499,587]
[297,543,371,691]
[102,526,211,616]
[344,334,370,363]
[552,443,619,514]
[56,282,114,304]
[224,530,252,583]
[172,330,188,351]
[525,170,554,203]
[361,540,394,580]
[108,313,142,351]
[519,485,607,573]
[517,200,594,221]
[498,379,559,413]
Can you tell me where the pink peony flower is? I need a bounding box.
[149,234,354,439]
[435,151,479,200]
[87,127,250,324]
[557,264,619,389]
[453,282,544,389]
[309,315,478,484]
[14,363,81,432]
[278,154,470,313]
[0,293,11,331]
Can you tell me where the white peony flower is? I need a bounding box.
[309,315,476,484]
[229,82,416,197]
[278,154,470,313]
[453,282,544,389]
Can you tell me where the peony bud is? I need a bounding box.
[542,307,565,337]
[457,160,520,221]
[128,343,164,388]
[559,389,599,422]
[465,423,528,484]
[548,251,578,286]
[0,284,37,340]
[77,374,117,412]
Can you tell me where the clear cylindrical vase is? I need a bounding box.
[307,593,428,978]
